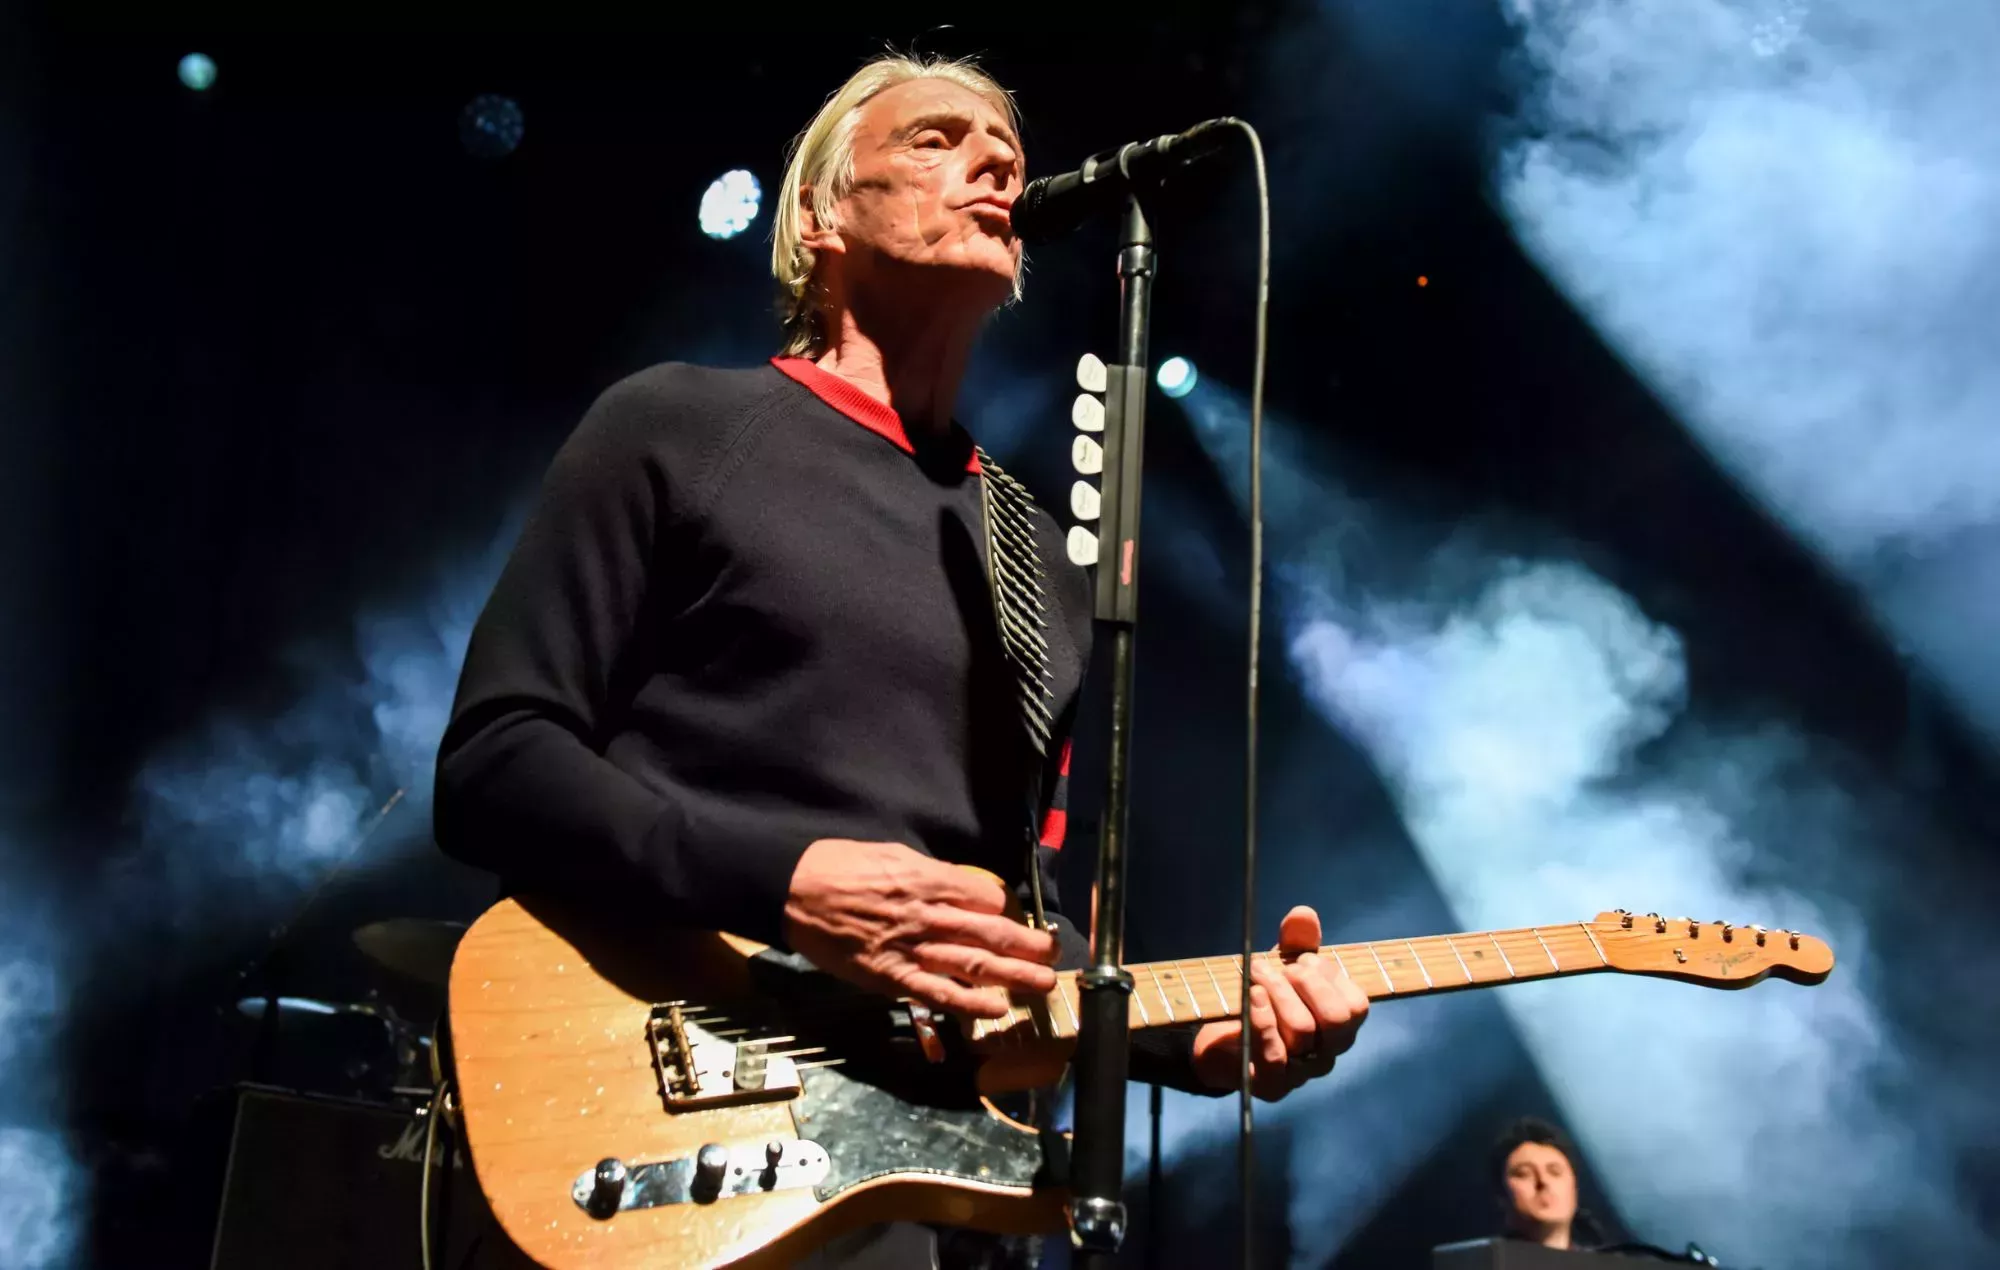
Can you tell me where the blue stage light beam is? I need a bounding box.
[129,537,508,917]
[1495,0,2000,750]
[1173,378,1997,1267]
[0,905,79,1270]
[1156,356,1196,399]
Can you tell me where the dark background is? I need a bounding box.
[5,3,1996,1267]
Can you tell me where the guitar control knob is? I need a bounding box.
[766,1140,786,1168]
[693,1143,730,1199]
[587,1157,627,1218]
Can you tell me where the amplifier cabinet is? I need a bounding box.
[209,1085,484,1270]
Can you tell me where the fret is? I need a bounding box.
[987,1012,1024,1047]
[1530,927,1560,972]
[1162,962,1196,1016]
[1329,946,1354,984]
[1405,941,1435,990]
[1489,932,1517,978]
[1366,943,1397,995]
[1457,934,1511,983]
[1200,958,1229,1019]
[1131,981,1152,1027]
[1442,934,1474,984]
[1152,967,1178,1023]
[1056,979,1079,1036]
[1578,921,1609,967]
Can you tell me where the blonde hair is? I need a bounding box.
[771,53,1024,357]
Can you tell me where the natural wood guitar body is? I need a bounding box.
[447,897,1063,1270]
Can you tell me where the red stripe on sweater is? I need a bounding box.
[770,357,980,473]
[1038,808,1068,851]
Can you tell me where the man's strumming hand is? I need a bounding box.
[1190,905,1368,1101]
[784,838,1059,1020]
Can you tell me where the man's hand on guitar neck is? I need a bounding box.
[1189,905,1369,1101]
[784,838,1060,1020]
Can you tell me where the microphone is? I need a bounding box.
[1011,118,1236,242]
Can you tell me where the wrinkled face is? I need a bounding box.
[818,78,1024,309]
[1504,1142,1578,1231]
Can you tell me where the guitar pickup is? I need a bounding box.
[647,1003,805,1112]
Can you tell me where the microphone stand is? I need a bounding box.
[1069,193,1155,1268]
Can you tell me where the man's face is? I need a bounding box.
[1504,1141,1578,1231]
[821,78,1024,308]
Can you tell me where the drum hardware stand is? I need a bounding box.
[226,786,407,1083]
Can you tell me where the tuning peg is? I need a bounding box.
[1688,919,1699,938]
[1647,912,1665,934]
[1070,481,1101,521]
[1072,393,1105,433]
[1076,353,1108,395]
[1752,925,1767,946]
[1072,434,1104,476]
[1617,911,1634,929]
[1720,922,1734,942]
[1066,525,1099,567]
[1788,930,1801,950]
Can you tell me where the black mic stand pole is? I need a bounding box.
[1069,193,1155,1269]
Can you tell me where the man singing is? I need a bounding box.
[435,52,1366,1264]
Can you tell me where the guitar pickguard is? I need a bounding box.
[792,1062,1053,1201]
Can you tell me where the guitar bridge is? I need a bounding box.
[647,1002,804,1112]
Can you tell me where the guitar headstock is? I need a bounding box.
[1590,910,1834,988]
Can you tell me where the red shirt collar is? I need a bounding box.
[770,356,981,474]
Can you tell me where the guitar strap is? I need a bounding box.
[975,448,1058,932]
[975,450,1074,1194]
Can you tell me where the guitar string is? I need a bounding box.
[669,925,1736,1041]
[1050,924,1769,1026]
[687,926,1729,1030]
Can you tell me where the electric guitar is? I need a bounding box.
[444,896,1832,1269]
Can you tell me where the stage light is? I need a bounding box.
[1156,356,1196,399]
[700,170,762,240]
[459,95,525,159]
[178,53,217,92]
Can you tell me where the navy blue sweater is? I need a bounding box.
[435,358,1204,1090]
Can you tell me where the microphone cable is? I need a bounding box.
[1219,116,1272,1270]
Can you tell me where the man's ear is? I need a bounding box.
[798,186,845,256]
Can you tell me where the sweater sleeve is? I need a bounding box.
[433,372,809,944]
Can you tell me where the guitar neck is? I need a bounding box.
[973,923,1612,1044]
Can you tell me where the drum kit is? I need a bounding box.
[232,917,467,1104]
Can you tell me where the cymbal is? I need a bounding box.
[352,919,467,987]
[235,995,384,1020]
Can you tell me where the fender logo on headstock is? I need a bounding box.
[1708,949,1758,975]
